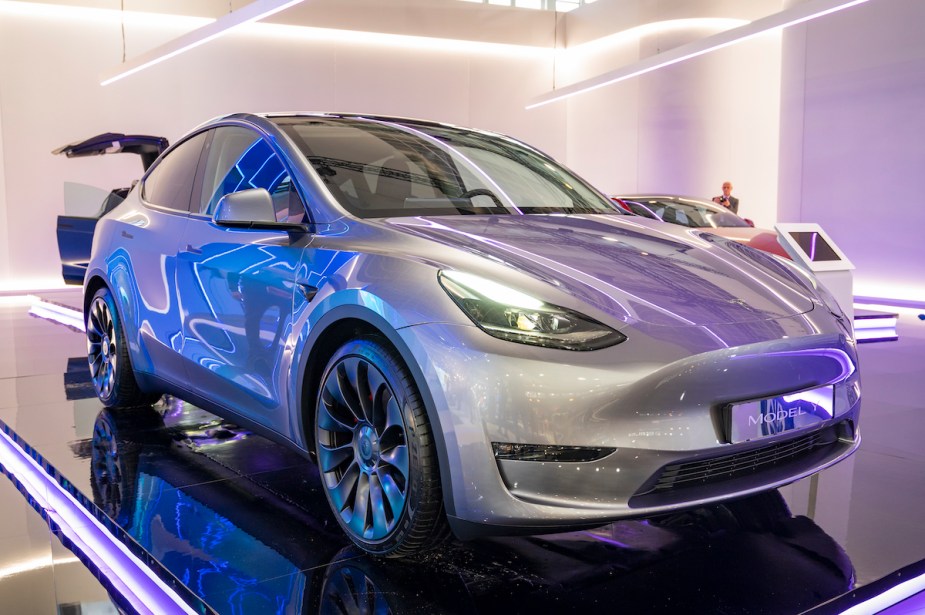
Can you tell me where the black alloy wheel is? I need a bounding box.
[315,337,447,557]
[86,286,159,408]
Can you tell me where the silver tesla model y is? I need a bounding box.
[83,113,860,556]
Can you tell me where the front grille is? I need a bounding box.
[628,420,857,509]
[651,431,824,493]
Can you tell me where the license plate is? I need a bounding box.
[728,385,835,443]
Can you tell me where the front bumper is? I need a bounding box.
[497,417,858,512]
[398,315,861,539]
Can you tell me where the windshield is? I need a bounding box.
[273,116,623,218]
[621,198,750,228]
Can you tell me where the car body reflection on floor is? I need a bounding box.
[83,397,854,614]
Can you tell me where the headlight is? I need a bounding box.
[438,270,626,351]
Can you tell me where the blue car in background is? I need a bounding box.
[80,113,861,557]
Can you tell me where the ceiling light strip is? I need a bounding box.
[526,0,871,109]
[100,0,307,86]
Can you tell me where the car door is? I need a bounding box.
[115,131,207,385]
[176,126,309,433]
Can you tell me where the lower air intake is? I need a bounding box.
[652,431,824,492]
[629,421,856,508]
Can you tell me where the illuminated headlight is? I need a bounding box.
[438,270,626,351]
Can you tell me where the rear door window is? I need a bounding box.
[142,132,208,212]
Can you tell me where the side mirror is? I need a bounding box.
[214,188,276,225]
[213,188,307,231]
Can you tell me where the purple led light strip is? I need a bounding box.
[28,299,86,331]
[0,426,198,615]
[808,232,818,261]
[840,574,925,614]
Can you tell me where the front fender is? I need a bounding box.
[288,295,458,519]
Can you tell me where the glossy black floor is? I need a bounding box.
[1,290,924,614]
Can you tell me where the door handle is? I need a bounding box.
[185,244,203,255]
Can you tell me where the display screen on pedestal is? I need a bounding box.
[774,223,853,272]
[788,231,841,262]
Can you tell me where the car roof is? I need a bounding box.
[205,112,526,146]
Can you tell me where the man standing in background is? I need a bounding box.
[713,181,739,214]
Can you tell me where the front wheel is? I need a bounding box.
[315,337,448,557]
[86,287,159,408]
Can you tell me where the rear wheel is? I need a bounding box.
[86,287,159,408]
[315,337,447,557]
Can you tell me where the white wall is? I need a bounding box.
[0,2,563,290]
[0,87,8,284]
[778,0,925,303]
[562,23,783,228]
[563,0,922,304]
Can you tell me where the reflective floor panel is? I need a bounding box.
[1,289,924,614]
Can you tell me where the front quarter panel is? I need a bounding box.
[286,244,463,442]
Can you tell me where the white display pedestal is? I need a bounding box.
[774,223,855,330]
[816,269,854,325]
[773,223,856,539]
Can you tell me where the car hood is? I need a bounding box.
[704,226,789,259]
[386,215,815,327]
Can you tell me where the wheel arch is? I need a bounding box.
[82,274,161,406]
[295,305,458,519]
[83,274,109,320]
[83,271,161,393]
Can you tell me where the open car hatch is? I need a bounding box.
[52,132,169,171]
[54,132,169,284]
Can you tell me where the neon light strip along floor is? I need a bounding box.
[0,421,211,614]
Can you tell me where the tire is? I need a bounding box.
[86,286,159,408]
[315,337,448,557]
